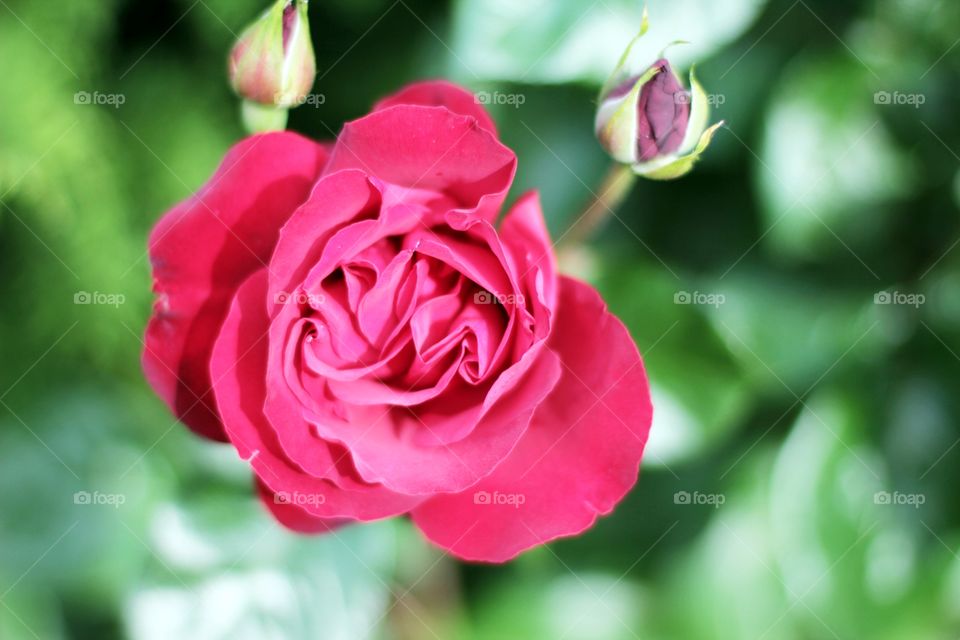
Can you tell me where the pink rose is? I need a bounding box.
[143,81,653,562]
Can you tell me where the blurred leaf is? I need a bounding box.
[0,588,66,640]
[124,494,398,640]
[709,271,886,394]
[953,169,960,211]
[449,0,768,85]
[594,259,750,465]
[756,55,913,261]
[657,465,793,639]
[0,1,148,375]
[0,387,173,624]
[657,391,955,639]
[765,392,956,638]
[464,571,645,640]
[495,84,608,230]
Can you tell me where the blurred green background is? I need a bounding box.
[1,0,959,637]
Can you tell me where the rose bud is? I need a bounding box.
[595,12,723,180]
[228,0,316,131]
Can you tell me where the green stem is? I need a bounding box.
[241,100,289,134]
[560,163,637,250]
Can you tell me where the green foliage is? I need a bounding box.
[449,0,769,84]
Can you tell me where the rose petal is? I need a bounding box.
[436,208,552,417]
[143,132,328,441]
[324,106,516,222]
[268,169,383,308]
[255,479,350,534]
[410,277,653,562]
[292,184,449,296]
[312,344,561,495]
[210,270,423,520]
[499,191,558,314]
[403,229,514,302]
[372,79,498,136]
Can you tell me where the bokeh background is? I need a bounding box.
[1,0,959,637]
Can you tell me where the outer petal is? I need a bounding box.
[255,479,349,534]
[210,270,423,520]
[143,132,327,441]
[324,106,516,222]
[411,276,653,562]
[372,80,498,136]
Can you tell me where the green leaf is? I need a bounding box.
[756,56,913,260]
[709,271,886,394]
[449,0,769,84]
[594,260,750,464]
[123,495,399,640]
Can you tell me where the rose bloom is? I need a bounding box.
[143,81,653,562]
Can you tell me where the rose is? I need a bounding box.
[143,81,653,562]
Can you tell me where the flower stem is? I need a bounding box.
[560,163,636,250]
[241,100,289,134]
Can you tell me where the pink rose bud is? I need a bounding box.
[229,0,316,109]
[595,11,723,180]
